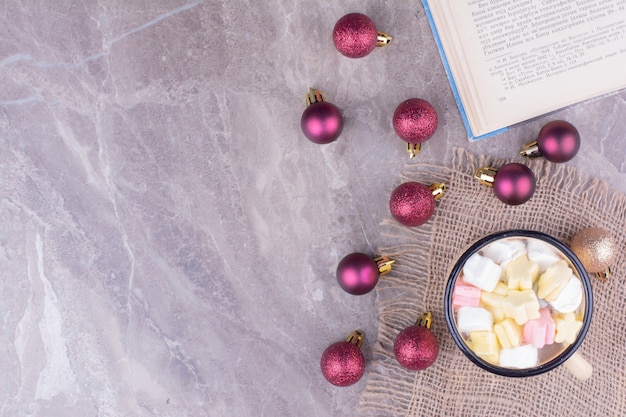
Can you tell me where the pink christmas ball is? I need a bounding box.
[336,253,379,295]
[394,325,439,370]
[392,98,438,143]
[320,341,365,386]
[389,182,435,227]
[332,13,378,58]
[536,120,580,163]
[493,163,536,205]
[301,101,344,144]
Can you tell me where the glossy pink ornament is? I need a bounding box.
[332,13,392,58]
[475,163,536,205]
[301,88,344,144]
[336,253,395,295]
[320,330,366,386]
[521,120,580,163]
[392,98,438,158]
[394,312,439,371]
[389,182,446,227]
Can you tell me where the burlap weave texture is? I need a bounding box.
[359,147,626,417]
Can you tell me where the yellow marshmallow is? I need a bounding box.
[480,291,506,321]
[491,306,506,322]
[502,290,540,325]
[492,282,509,296]
[537,260,572,301]
[554,312,583,345]
[505,255,539,291]
[494,319,522,349]
[468,331,500,364]
[481,291,504,308]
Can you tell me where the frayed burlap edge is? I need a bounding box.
[359,147,626,417]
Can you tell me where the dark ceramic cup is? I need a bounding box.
[444,230,593,379]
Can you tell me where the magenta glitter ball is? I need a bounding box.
[336,253,379,295]
[320,341,365,386]
[493,163,536,205]
[389,182,435,227]
[394,325,439,371]
[537,120,580,163]
[301,101,344,144]
[332,13,378,58]
[392,98,438,143]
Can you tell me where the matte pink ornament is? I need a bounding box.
[475,163,536,205]
[389,182,445,227]
[521,120,580,163]
[336,253,394,295]
[301,88,344,144]
[320,331,366,386]
[332,13,391,58]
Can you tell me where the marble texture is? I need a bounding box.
[0,1,624,416]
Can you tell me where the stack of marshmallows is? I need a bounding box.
[452,238,584,369]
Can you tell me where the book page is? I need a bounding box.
[429,0,626,136]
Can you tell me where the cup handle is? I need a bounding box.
[563,351,593,381]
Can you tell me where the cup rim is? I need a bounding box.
[444,229,593,377]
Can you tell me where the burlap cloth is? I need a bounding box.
[359,147,626,417]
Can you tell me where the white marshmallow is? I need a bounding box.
[457,306,493,333]
[482,239,526,268]
[499,344,539,369]
[550,276,583,313]
[527,240,561,272]
[462,253,502,292]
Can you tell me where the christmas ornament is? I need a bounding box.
[392,98,438,158]
[394,312,439,371]
[571,227,616,282]
[336,252,395,295]
[474,163,536,205]
[300,88,344,144]
[521,120,580,163]
[320,330,366,386]
[332,13,392,58]
[389,181,445,226]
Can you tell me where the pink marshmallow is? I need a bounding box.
[452,281,481,308]
[523,308,556,349]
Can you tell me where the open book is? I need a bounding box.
[422,0,626,140]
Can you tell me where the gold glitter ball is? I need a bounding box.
[571,227,616,273]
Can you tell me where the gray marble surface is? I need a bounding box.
[1,1,625,416]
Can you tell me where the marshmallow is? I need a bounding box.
[492,281,509,295]
[457,306,493,333]
[480,290,504,309]
[523,308,556,349]
[505,255,539,291]
[494,318,522,349]
[502,289,541,325]
[537,260,573,301]
[499,344,539,369]
[462,253,502,292]
[491,306,506,322]
[550,276,583,313]
[527,239,561,272]
[554,312,583,345]
[482,239,526,268]
[480,290,506,321]
[468,331,500,364]
[452,281,482,309]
